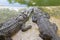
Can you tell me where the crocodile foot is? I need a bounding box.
[21,24,32,32]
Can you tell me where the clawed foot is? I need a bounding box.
[21,25,32,32]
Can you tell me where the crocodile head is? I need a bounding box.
[32,8,50,23]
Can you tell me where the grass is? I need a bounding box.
[39,6,60,19]
[0,6,60,23]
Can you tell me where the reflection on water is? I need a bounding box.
[0,0,27,7]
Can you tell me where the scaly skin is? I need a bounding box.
[0,8,33,40]
[32,8,60,40]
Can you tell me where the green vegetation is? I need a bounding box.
[0,8,28,23]
[0,7,60,23]
[40,6,60,18]
[0,8,18,23]
[8,0,60,6]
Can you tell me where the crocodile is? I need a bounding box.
[32,8,60,40]
[0,8,33,40]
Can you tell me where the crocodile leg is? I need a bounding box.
[21,24,32,32]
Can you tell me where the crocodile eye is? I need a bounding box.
[0,35,5,40]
